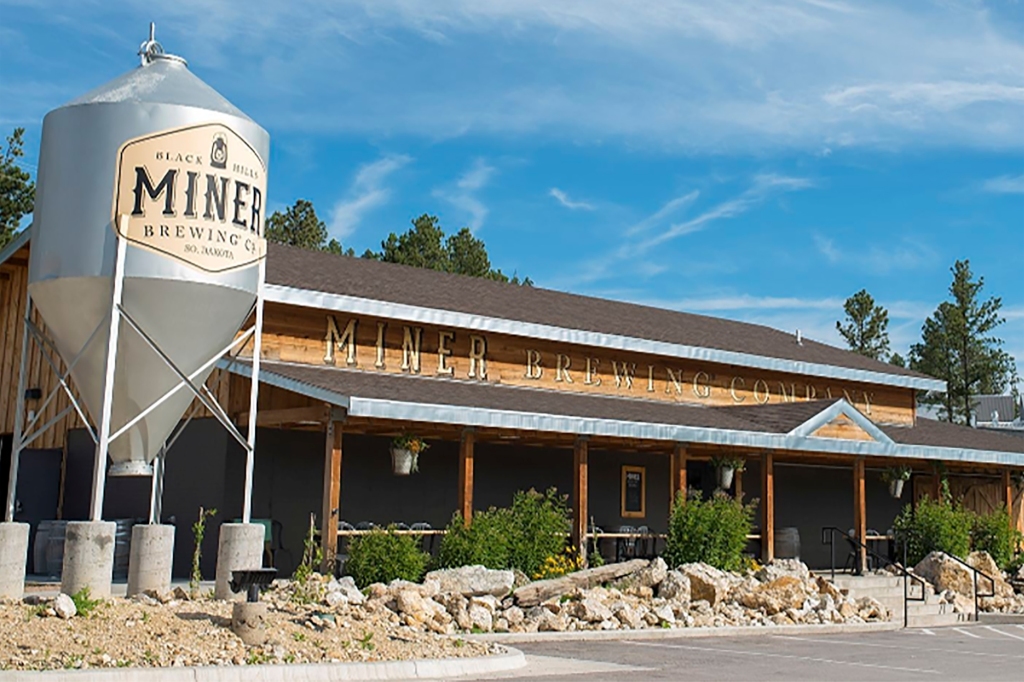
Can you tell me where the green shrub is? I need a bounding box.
[437,488,571,577]
[893,496,973,566]
[971,509,1023,570]
[344,527,429,588]
[437,509,512,570]
[663,490,755,572]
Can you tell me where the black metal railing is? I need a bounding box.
[935,550,996,622]
[821,527,926,628]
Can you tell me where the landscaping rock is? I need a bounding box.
[755,559,810,583]
[678,563,731,607]
[914,552,974,596]
[566,596,613,623]
[737,576,807,616]
[53,593,76,620]
[634,557,668,588]
[966,551,1014,598]
[327,576,366,605]
[658,570,691,603]
[513,558,648,607]
[425,565,515,598]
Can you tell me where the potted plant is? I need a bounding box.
[881,465,912,499]
[711,455,745,490]
[390,434,429,475]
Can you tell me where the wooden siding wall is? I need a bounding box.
[0,246,84,448]
[254,303,918,425]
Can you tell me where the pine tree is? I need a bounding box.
[910,260,1015,424]
[836,289,891,361]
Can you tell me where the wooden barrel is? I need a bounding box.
[112,519,135,580]
[775,527,801,560]
[33,521,54,575]
[45,521,68,578]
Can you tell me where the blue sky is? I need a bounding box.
[2,1,1022,386]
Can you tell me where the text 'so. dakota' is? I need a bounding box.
[112,123,268,273]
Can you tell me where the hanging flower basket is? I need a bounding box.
[711,455,745,491]
[881,465,912,499]
[390,435,429,476]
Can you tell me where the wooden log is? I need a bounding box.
[513,558,649,607]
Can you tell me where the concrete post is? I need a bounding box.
[61,521,116,597]
[0,522,30,599]
[126,524,175,597]
[214,523,264,600]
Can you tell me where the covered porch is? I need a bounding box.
[217,360,1024,578]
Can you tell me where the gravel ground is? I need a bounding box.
[0,593,496,672]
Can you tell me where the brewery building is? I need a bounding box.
[2,229,1023,580]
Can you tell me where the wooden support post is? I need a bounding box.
[458,429,475,527]
[734,458,744,501]
[320,420,343,574]
[761,452,774,563]
[670,444,688,506]
[853,457,867,574]
[572,437,589,564]
[1004,469,1014,520]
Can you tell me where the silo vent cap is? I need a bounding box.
[138,22,187,67]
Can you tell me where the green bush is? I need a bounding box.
[438,488,571,577]
[344,527,429,588]
[436,509,512,570]
[663,490,755,572]
[971,509,1023,570]
[893,496,973,566]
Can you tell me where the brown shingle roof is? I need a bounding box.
[255,360,761,432]
[883,418,1024,454]
[250,361,1023,456]
[265,244,935,383]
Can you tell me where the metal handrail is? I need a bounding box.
[934,550,997,622]
[821,526,926,628]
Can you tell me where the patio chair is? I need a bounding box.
[615,525,637,562]
[354,521,376,531]
[410,522,436,554]
[636,525,653,559]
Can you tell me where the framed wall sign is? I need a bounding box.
[621,465,646,518]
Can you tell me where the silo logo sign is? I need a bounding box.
[112,123,267,273]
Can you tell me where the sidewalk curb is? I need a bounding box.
[467,621,902,644]
[4,647,526,681]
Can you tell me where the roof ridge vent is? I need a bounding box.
[796,329,803,346]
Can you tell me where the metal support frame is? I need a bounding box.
[242,257,266,523]
[4,225,267,528]
[4,295,33,522]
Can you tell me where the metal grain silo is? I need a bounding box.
[27,30,268,497]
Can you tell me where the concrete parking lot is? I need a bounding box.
[468,624,1024,681]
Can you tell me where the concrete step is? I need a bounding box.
[906,611,967,628]
[828,575,906,590]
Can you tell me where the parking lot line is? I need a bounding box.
[772,633,1024,660]
[984,626,1024,642]
[952,627,981,639]
[625,640,941,675]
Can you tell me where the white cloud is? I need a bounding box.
[18,0,1020,151]
[434,158,495,231]
[637,175,812,252]
[981,174,1024,195]
[813,233,938,274]
[329,154,411,239]
[549,187,594,211]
